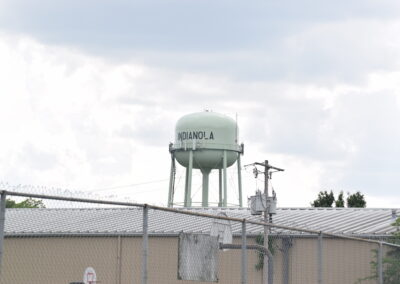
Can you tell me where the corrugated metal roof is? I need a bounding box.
[4,207,399,237]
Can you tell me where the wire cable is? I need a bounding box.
[88,179,170,193]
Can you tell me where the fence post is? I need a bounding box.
[378,242,383,284]
[241,219,247,284]
[0,192,6,275]
[142,205,149,284]
[318,232,323,284]
[282,237,291,284]
[263,224,269,284]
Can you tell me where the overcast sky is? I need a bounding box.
[1,0,400,207]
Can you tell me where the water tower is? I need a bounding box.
[167,111,244,207]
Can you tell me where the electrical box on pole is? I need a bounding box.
[249,191,277,215]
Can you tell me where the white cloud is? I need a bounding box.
[1,32,400,207]
[279,19,400,84]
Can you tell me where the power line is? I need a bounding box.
[88,178,170,192]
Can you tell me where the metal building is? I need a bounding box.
[1,207,397,284]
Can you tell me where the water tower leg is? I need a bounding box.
[184,150,193,207]
[237,154,243,207]
[223,150,227,207]
[184,167,189,207]
[201,169,211,207]
[168,153,175,208]
[218,169,222,207]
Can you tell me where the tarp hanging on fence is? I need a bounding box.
[178,233,219,282]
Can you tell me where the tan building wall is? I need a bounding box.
[0,236,378,284]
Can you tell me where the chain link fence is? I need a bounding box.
[0,190,399,284]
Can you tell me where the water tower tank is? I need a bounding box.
[174,111,240,169]
[168,111,244,208]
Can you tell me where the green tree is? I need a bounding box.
[347,191,366,208]
[254,233,276,270]
[383,218,400,283]
[335,191,345,207]
[311,190,367,208]
[356,218,400,283]
[311,190,335,207]
[5,198,45,208]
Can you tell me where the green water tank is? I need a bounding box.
[174,111,240,169]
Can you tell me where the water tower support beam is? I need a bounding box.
[237,154,243,207]
[168,152,175,208]
[184,150,193,207]
[223,150,227,207]
[218,169,223,207]
[201,169,211,207]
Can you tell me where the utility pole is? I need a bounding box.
[263,160,270,284]
[253,160,284,284]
